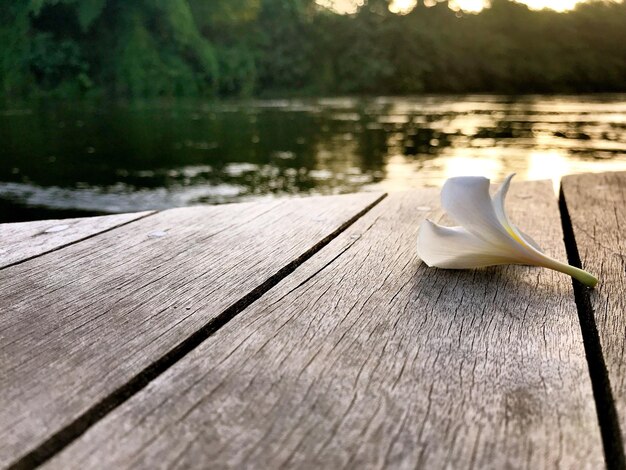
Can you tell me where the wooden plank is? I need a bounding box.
[0,192,383,467]
[46,181,604,469]
[0,212,153,268]
[561,171,626,449]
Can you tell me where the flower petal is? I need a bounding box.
[417,219,522,269]
[517,230,543,253]
[492,173,544,253]
[440,176,512,247]
[492,173,515,228]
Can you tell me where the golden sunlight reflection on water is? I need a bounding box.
[358,95,626,194]
[366,148,626,194]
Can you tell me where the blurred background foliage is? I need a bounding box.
[1,0,626,101]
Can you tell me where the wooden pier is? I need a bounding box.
[1,171,624,469]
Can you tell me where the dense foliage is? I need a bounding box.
[2,0,626,99]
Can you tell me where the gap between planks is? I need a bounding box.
[559,184,626,470]
[7,193,386,470]
[0,211,156,270]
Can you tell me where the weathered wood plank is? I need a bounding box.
[0,192,383,467]
[47,181,604,469]
[0,212,153,268]
[562,171,626,449]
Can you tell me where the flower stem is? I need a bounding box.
[544,259,598,288]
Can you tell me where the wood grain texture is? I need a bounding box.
[562,171,626,441]
[0,211,153,268]
[0,192,383,467]
[48,181,604,469]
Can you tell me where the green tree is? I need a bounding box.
[1,0,626,100]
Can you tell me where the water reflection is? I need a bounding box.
[1,95,626,222]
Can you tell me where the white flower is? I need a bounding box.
[416,174,598,287]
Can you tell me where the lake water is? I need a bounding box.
[2,95,626,222]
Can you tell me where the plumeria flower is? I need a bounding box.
[416,174,598,287]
